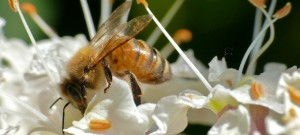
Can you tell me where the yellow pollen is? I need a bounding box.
[8,0,19,12]
[89,119,112,131]
[273,2,292,19]
[186,94,193,100]
[283,108,298,123]
[287,85,300,105]
[173,29,193,44]
[250,82,265,100]
[21,2,37,15]
[248,0,266,9]
[136,0,148,7]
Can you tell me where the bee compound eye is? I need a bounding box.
[65,83,82,101]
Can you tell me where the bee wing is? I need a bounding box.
[90,1,131,46]
[89,14,152,67]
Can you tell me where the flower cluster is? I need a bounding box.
[0,0,299,135]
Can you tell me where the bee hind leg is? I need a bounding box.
[127,72,142,106]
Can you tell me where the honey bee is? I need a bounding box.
[59,1,171,115]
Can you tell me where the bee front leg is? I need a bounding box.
[101,61,112,93]
[127,72,142,106]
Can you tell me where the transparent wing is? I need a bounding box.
[90,1,131,46]
[88,14,152,67]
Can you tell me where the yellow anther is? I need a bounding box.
[173,29,192,44]
[21,2,37,15]
[283,107,297,123]
[273,2,292,19]
[250,82,265,100]
[8,0,19,12]
[287,85,300,105]
[248,0,266,9]
[89,119,112,131]
[136,0,148,7]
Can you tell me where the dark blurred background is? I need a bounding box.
[0,0,300,134]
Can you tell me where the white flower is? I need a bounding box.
[65,77,153,135]
[208,56,237,89]
[265,71,300,135]
[208,105,251,135]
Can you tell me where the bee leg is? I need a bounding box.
[102,61,112,93]
[62,102,70,135]
[127,72,142,106]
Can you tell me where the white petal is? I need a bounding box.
[229,85,284,114]
[67,78,150,135]
[151,90,205,135]
[208,56,227,82]
[142,77,209,103]
[171,49,208,78]
[150,96,189,135]
[208,105,250,135]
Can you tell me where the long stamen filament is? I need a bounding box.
[161,28,192,57]
[236,14,277,83]
[146,0,185,46]
[99,0,112,25]
[248,0,277,75]
[13,1,56,83]
[143,5,212,92]
[246,8,275,75]
[80,0,96,39]
[21,3,59,39]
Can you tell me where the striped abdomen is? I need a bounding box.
[106,38,171,84]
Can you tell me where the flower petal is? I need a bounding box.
[208,105,250,135]
[66,78,150,135]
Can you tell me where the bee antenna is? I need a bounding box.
[49,97,63,109]
[62,102,71,135]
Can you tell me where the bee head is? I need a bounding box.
[60,79,87,115]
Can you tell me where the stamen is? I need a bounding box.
[146,0,185,46]
[8,0,17,12]
[136,0,148,7]
[237,5,277,82]
[20,2,36,14]
[80,0,96,39]
[173,29,192,44]
[89,119,112,131]
[283,107,297,123]
[139,1,212,92]
[160,28,192,57]
[272,2,292,19]
[99,0,113,25]
[246,5,277,75]
[246,3,292,75]
[287,85,300,105]
[250,82,265,100]
[10,0,56,84]
[248,0,278,75]
[21,2,59,39]
[248,0,266,9]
